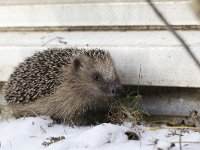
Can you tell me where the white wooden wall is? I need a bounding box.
[0,0,200,87]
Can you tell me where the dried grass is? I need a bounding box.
[107,89,149,125]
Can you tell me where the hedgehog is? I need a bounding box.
[4,48,122,125]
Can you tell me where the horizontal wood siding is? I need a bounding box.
[1,31,200,87]
[0,1,200,87]
[0,2,199,27]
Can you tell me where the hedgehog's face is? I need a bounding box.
[72,51,122,100]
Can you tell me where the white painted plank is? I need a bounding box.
[1,46,200,87]
[0,1,198,27]
[0,0,188,5]
[0,31,200,47]
[1,31,200,87]
[1,31,200,86]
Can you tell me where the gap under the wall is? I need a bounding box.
[1,82,200,120]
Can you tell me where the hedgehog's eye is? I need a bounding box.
[92,72,101,81]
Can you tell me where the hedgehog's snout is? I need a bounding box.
[111,84,122,96]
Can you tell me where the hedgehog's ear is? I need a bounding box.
[74,58,82,71]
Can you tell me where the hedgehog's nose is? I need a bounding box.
[111,85,122,96]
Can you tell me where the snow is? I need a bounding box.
[0,117,200,150]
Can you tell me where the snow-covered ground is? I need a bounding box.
[0,117,200,150]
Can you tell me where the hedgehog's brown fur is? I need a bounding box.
[4,48,121,125]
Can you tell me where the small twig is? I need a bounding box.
[173,141,200,144]
[146,0,200,69]
[147,126,200,131]
[63,126,67,135]
[149,119,177,124]
[148,139,159,148]
[137,65,142,95]
[179,129,182,150]
[40,126,46,134]
[169,130,183,136]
